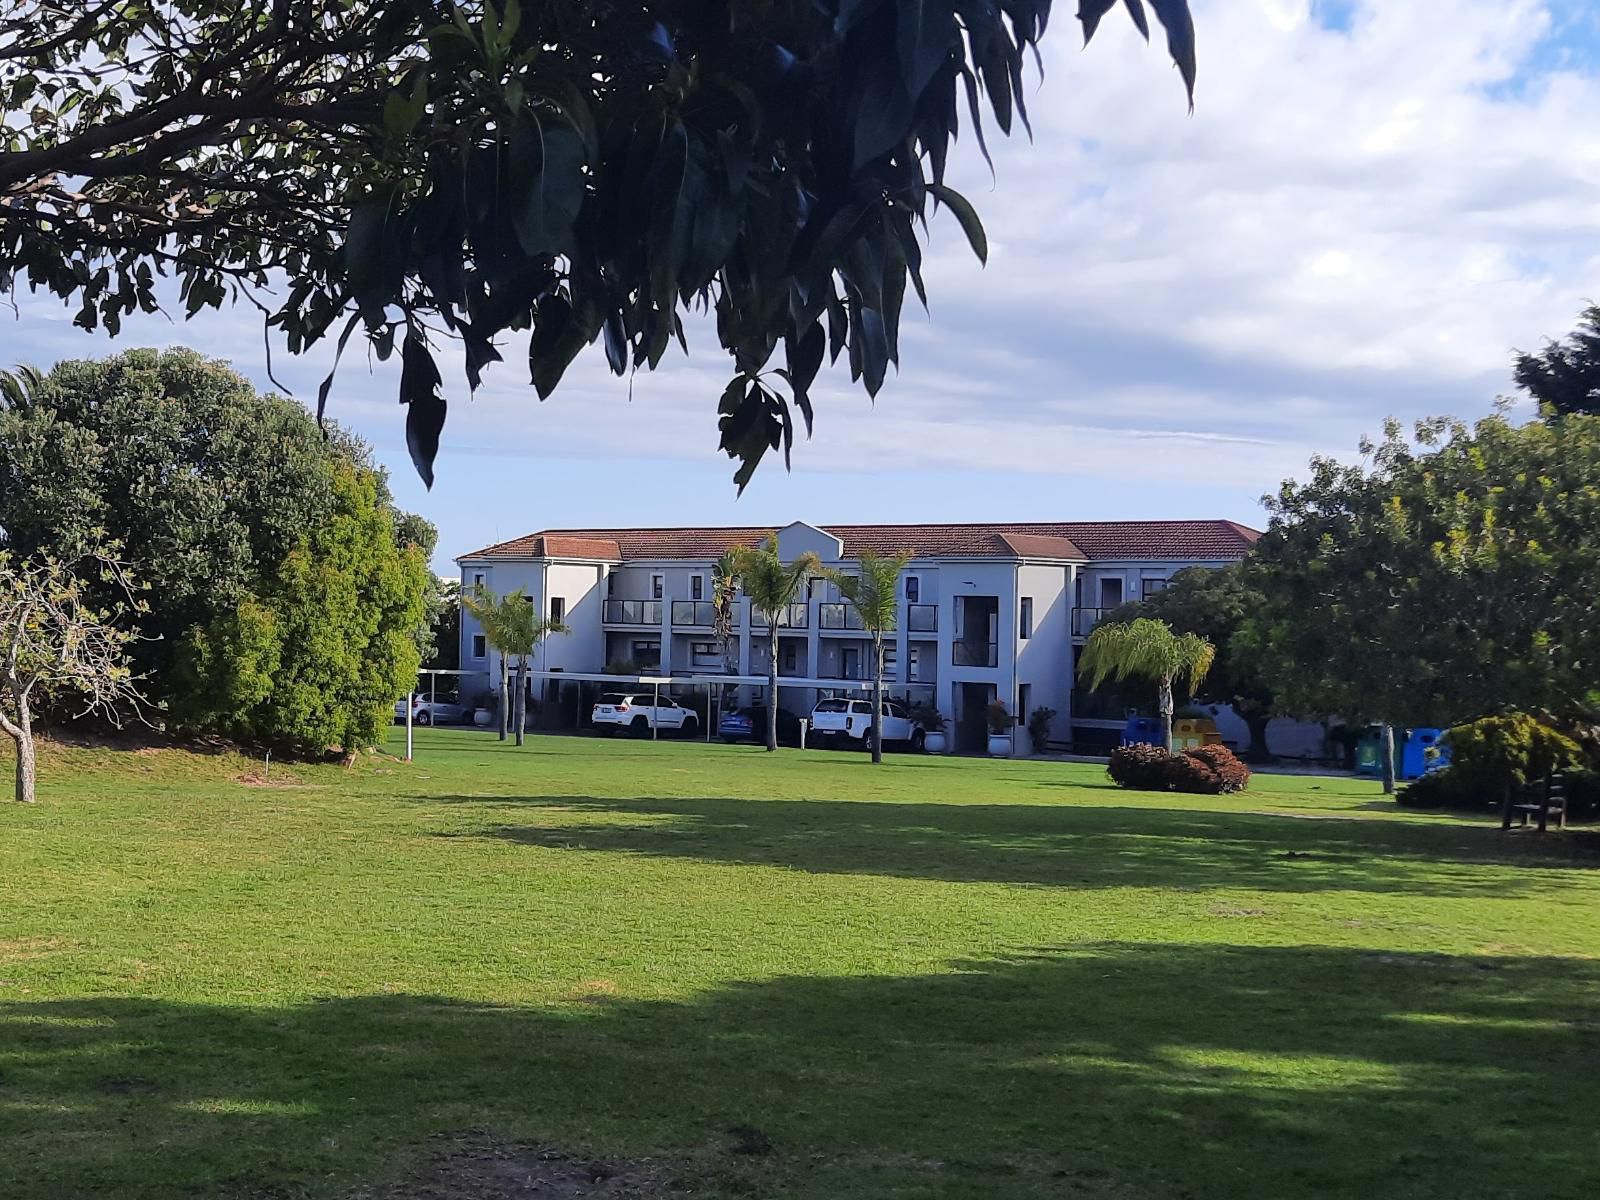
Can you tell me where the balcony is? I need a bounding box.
[603,599,662,626]
[751,602,808,630]
[952,640,998,668]
[818,602,866,631]
[1072,607,1113,637]
[670,600,716,628]
[907,604,938,633]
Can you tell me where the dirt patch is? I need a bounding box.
[343,1134,700,1199]
[235,771,307,788]
[0,936,78,962]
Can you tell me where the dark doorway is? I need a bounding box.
[956,682,994,754]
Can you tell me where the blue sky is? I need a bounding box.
[5,0,1600,574]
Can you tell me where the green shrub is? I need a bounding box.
[1445,714,1582,793]
[1027,706,1056,753]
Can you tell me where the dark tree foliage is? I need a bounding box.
[1111,563,1281,760]
[0,1,1195,488]
[1514,303,1600,416]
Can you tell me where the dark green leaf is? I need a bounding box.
[929,183,988,264]
[401,333,446,489]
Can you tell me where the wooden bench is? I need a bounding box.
[1502,773,1567,832]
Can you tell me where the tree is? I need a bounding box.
[497,598,569,745]
[1078,618,1214,754]
[1114,564,1280,761]
[462,585,520,741]
[172,466,431,757]
[711,550,741,712]
[826,550,910,764]
[0,349,436,720]
[0,1,1195,489]
[0,552,147,803]
[1243,412,1600,793]
[1514,303,1600,416]
[423,579,462,671]
[730,536,820,751]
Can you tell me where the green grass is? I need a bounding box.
[3,729,1599,1198]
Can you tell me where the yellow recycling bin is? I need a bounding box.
[1172,717,1223,751]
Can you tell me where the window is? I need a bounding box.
[1100,578,1124,609]
[651,573,664,599]
[606,572,617,597]
[631,639,661,667]
[781,642,798,673]
[472,572,485,590]
[471,634,487,659]
[850,701,872,714]
[841,647,860,678]
[1142,577,1169,597]
[883,642,898,671]
[905,575,920,602]
[1020,597,1033,640]
[691,641,718,657]
[549,597,565,623]
[808,576,826,599]
[814,699,849,713]
[691,574,704,600]
[1018,683,1031,727]
[908,643,922,681]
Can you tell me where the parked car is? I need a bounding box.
[393,693,468,726]
[718,705,803,747]
[591,692,700,737]
[809,698,924,751]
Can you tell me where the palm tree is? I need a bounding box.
[711,550,741,716]
[497,598,569,746]
[826,550,911,764]
[731,536,820,751]
[1077,617,1215,753]
[462,584,516,741]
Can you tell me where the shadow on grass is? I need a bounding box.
[4,943,1598,1200]
[430,793,1600,898]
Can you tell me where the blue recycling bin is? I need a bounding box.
[1402,728,1449,780]
[1121,716,1164,747]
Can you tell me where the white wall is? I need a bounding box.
[1014,563,1072,754]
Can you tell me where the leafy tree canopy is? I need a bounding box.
[0,0,1195,488]
[1514,303,1600,417]
[0,349,434,709]
[1244,412,1600,730]
[173,466,431,756]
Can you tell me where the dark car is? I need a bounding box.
[718,705,802,746]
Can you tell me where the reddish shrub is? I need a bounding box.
[1107,742,1170,791]
[1185,744,1251,794]
[1107,742,1252,795]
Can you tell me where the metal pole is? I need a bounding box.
[405,690,414,762]
[652,680,660,740]
[429,670,436,706]
[705,680,712,742]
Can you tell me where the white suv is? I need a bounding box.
[809,698,923,751]
[591,692,699,737]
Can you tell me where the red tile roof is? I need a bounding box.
[462,520,1259,564]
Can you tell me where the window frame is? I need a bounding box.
[1019,596,1033,640]
[471,634,487,660]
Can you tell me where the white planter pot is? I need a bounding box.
[988,733,1013,757]
[923,730,948,754]
[473,708,493,728]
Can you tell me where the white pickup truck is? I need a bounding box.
[809,698,924,751]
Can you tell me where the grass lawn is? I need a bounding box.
[3,728,1599,1199]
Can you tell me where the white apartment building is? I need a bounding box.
[456,519,1259,754]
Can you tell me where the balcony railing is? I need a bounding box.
[818,602,866,630]
[751,602,808,630]
[670,600,716,628]
[603,599,662,625]
[1072,607,1113,637]
[952,640,998,668]
[907,604,937,633]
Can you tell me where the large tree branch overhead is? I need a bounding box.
[0,0,1195,488]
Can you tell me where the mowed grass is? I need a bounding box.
[3,729,1599,1199]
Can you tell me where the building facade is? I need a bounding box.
[456,519,1260,754]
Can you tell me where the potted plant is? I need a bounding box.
[986,700,1012,757]
[911,703,947,753]
[1027,706,1056,755]
[472,691,495,728]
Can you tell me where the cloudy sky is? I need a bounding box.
[6,0,1600,572]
